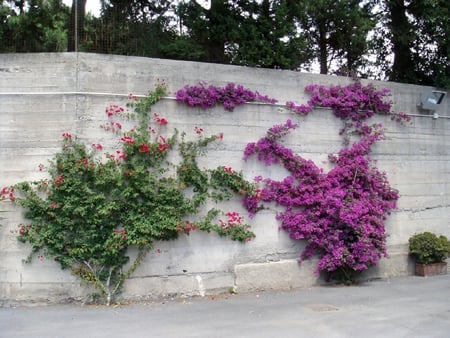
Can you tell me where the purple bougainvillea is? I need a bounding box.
[304,81,392,121]
[243,120,399,282]
[176,80,406,283]
[176,82,277,111]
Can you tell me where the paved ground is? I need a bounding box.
[1,274,449,338]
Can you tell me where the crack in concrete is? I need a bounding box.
[396,204,450,213]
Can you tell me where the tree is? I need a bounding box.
[229,0,311,69]
[385,0,416,83]
[371,0,449,87]
[0,0,69,52]
[295,0,374,75]
[176,0,236,63]
[1,0,447,87]
[176,0,312,69]
[0,2,15,52]
[91,0,175,56]
[408,0,449,87]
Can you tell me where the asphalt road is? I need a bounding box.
[1,274,449,338]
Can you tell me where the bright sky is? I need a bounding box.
[62,1,211,17]
[62,0,101,17]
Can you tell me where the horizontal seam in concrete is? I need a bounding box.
[128,270,232,280]
[1,92,446,118]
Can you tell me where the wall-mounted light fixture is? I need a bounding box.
[418,90,447,112]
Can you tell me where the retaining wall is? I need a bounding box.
[0,53,449,303]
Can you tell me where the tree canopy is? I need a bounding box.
[0,0,448,87]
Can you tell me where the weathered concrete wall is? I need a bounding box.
[0,53,449,303]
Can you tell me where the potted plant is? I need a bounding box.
[408,232,450,276]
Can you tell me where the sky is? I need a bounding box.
[62,0,101,17]
[62,1,211,17]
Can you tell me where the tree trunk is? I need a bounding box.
[318,22,328,74]
[67,0,87,52]
[205,0,227,63]
[387,0,415,82]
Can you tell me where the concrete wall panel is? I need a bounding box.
[0,53,449,302]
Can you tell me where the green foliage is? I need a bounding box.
[228,0,311,69]
[408,0,450,87]
[409,232,450,264]
[371,0,450,87]
[159,36,205,62]
[0,0,70,52]
[84,0,176,56]
[12,83,255,305]
[294,0,374,75]
[1,0,448,86]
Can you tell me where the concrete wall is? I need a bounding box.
[0,53,449,303]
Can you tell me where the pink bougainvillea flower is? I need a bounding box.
[116,150,126,160]
[157,136,170,152]
[101,121,122,133]
[91,143,103,151]
[1,187,9,196]
[121,136,135,145]
[54,175,64,187]
[81,157,89,166]
[157,143,170,153]
[62,132,72,139]
[153,113,168,125]
[223,166,234,173]
[105,104,125,117]
[139,143,150,154]
[176,221,197,234]
[156,117,168,125]
[225,211,243,226]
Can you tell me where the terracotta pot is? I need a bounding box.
[415,262,447,277]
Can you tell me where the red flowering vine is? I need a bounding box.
[10,82,255,305]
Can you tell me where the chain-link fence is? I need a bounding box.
[0,0,183,59]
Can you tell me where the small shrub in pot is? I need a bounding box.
[409,232,450,264]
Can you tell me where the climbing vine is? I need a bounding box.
[176,82,277,111]
[178,80,404,283]
[243,121,398,283]
[3,83,255,305]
